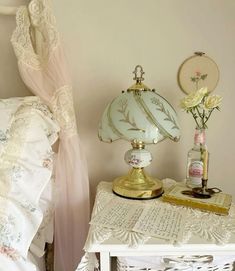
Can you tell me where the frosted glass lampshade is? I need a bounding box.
[98,65,180,199]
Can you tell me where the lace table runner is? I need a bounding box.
[76,180,235,271]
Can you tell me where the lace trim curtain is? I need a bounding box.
[11,1,90,270]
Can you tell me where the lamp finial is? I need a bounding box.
[133,65,145,83]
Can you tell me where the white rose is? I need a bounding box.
[180,91,204,109]
[197,87,208,96]
[204,95,222,109]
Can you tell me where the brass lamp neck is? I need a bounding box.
[131,141,145,149]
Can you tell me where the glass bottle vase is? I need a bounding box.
[186,128,209,188]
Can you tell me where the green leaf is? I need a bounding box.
[191,77,196,82]
[201,74,208,80]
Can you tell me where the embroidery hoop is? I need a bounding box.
[177,52,220,94]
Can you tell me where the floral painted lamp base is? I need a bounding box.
[113,141,163,199]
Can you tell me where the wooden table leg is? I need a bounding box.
[100,252,111,271]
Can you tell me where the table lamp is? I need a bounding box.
[98,65,180,199]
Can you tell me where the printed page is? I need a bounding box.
[133,204,185,241]
[90,198,185,241]
[90,198,144,231]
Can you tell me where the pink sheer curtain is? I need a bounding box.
[11,1,90,271]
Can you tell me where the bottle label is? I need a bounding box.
[188,161,203,186]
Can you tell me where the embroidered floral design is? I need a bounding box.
[0,214,21,247]
[0,246,21,261]
[19,201,37,213]
[42,150,54,169]
[43,158,53,169]
[0,130,7,143]
[11,166,24,182]
[36,207,54,239]
[191,71,208,90]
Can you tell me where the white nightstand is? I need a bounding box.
[78,181,235,271]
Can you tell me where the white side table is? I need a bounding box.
[80,181,235,271]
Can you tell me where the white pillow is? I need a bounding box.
[0,97,59,263]
[0,96,59,147]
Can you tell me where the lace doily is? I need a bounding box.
[85,181,235,249]
[77,181,235,271]
[77,179,235,271]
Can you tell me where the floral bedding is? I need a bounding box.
[0,97,59,271]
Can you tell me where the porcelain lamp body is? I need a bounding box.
[124,148,152,168]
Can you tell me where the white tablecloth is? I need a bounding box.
[76,180,235,271]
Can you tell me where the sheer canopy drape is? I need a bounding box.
[11,1,90,270]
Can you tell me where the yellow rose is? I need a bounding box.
[180,90,204,109]
[204,95,222,109]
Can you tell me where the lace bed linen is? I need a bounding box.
[77,181,235,271]
[0,97,59,271]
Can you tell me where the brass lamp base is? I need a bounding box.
[112,168,163,199]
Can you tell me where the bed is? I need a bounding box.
[0,1,90,271]
[0,96,59,271]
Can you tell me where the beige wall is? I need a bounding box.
[1,0,235,202]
